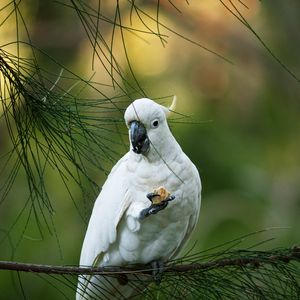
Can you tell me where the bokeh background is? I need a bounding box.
[0,0,299,299]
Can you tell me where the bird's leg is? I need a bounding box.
[150,260,164,285]
[139,187,176,220]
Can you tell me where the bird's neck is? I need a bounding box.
[145,134,182,163]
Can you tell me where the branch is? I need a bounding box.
[1,246,299,299]
[0,246,299,276]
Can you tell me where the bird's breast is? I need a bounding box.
[126,154,186,192]
[111,154,200,264]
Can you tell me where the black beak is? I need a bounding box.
[130,121,150,154]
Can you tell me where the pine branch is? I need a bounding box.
[0,246,298,275]
[0,48,125,235]
[0,246,299,299]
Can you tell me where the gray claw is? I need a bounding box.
[139,202,168,220]
[151,260,164,285]
[147,192,176,204]
[166,195,176,202]
[139,193,176,220]
[146,192,159,201]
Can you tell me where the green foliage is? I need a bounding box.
[0,0,299,299]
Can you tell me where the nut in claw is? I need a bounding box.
[148,187,171,205]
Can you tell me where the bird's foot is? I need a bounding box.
[139,202,168,219]
[139,187,175,220]
[150,260,164,285]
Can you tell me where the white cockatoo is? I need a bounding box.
[76,97,201,299]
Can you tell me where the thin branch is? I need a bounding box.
[0,246,299,276]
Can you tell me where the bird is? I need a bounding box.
[76,97,201,299]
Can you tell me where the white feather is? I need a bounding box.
[169,95,177,112]
[76,98,201,299]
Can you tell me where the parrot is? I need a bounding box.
[76,97,201,299]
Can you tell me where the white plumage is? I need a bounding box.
[76,98,201,299]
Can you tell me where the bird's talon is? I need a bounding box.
[148,202,167,214]
[146,192,159,201]
[139,187,176,219]
[139,202,169,220]
[139,208,150,220]
[166,195,176,202]
[151,260,164,285]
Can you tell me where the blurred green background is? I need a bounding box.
[0,0,299,299]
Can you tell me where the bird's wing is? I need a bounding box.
[79,153,131,268]
[170,162,202,259]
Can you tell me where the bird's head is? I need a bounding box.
[124,97,177,156]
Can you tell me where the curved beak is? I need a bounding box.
[130,121,150,154]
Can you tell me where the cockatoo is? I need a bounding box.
[76,97,201,299]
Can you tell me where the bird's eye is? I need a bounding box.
[151,119,159,128]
